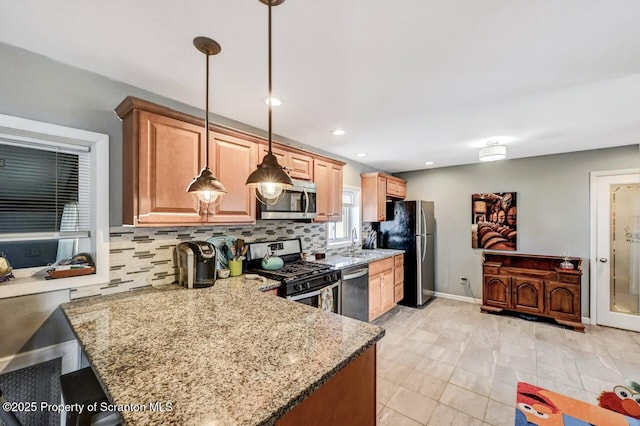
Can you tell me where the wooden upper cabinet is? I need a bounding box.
[288,152,314,180]
[259,144,287,170]
[209,131,257,224]
[361,172,406,222]
[116,97,342,226]
[314,159,343,222]
[258,145,314,181]
[125,110,206,225]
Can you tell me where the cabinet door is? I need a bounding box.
[394,283,404,304]
[288,152,313,180]
[386,178,406,199]
[328,164,343,222]
[136,111,206,225]
[381,269,395,313]
[512,277,544,314]
[209,132,257,223]
[376,177,386,221]
[368,274,382,321]
[314,160,330,222]
[394,255,404,284]
[545,281,580,321]
[483,275,511,308]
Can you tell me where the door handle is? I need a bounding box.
[599,258,608,263]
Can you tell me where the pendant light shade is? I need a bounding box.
[187,36,227,208]
[246,0,293,205]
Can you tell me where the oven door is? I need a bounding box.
[287,282,341,314]
[259,180,317,220]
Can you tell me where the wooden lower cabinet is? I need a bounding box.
[276,345,376,426]
[368,257,402,321]
[394,255,404,303]
[512,277,544,314]
[481,252,584,331]
[482,275,511,309]
[545,281,581,322]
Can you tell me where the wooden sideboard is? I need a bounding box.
[481,252,584,332]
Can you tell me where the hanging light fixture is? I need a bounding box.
[246,0,293,205]
[479,141,507,162]
[187,36,227,210]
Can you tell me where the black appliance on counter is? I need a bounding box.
[246,239,341,314]
[373,200,435,307]
[175,241,217,288]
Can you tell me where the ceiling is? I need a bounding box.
[1,0,639,172]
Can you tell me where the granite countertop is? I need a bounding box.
[315,248,406,270]
[61,276,384,426]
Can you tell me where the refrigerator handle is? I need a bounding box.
[422,235,427,263]
[421,206,427,236]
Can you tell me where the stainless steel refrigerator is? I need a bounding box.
[375,200,435,307]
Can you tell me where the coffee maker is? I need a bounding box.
[175,241,217,288]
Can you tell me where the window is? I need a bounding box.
[0,143,91,268]
[0,113,109,298]
[328,187,361,246]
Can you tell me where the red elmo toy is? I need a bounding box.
[599,385,640,420]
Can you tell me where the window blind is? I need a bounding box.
[0,141,91,242]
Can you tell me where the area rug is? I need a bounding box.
[516,382,640,425]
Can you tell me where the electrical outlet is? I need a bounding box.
[25,247,41,257]
[460,276,468,286]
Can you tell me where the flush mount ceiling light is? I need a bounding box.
[332,129,346,136]
[187,37,227,210]
[246,0,293,205]
[264,96,282,107]
[479,142,507,162]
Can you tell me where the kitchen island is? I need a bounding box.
[61,276,384,425]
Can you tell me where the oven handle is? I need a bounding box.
[286,281,340,302]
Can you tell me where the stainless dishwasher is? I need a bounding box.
[340,265,369,322]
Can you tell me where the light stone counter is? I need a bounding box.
[61,275,384,425]
[315,248,405,270]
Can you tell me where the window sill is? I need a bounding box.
[0,273,109,299]
[327,241,352,249]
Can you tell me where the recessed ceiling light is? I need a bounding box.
[356,152,367,157]
[264,97,282,107]
[424,161,434,165]
[332,129,346,136]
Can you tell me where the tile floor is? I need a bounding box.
[373,298,640,425]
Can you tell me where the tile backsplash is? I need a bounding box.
[70,221,328,300]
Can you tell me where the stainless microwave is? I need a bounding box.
[259,179,317,220]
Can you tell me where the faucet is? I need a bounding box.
[349,227,358,255]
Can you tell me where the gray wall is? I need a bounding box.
[397,145,639,317]
[0,42,379,226]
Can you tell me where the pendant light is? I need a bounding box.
[246,0,293,205]
[187,36,227,210]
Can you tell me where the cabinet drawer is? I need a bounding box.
[483,266,499,275]
[394,255,404,268]
[557,273,580,285]
[394,283,404,303]
[369,257,394,277]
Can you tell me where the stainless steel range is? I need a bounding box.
[246,239,341,313]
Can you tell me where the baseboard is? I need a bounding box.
[434,291,481,305]
[581,316,591,325]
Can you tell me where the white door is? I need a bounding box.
[593,170,640,331]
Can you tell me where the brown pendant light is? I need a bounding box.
[187,36,227,209]
[246,0,293,205]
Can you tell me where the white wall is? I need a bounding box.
[397,145,640,317]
